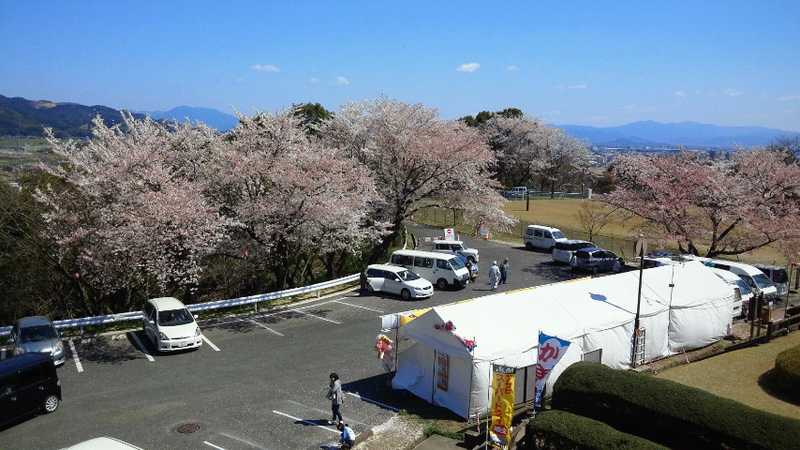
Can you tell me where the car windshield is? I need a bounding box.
[552,231,565,239]
[399,270,421,281]
[449,258,465,270]
[735,279,752,295]
[20,325,58,342]
[158,308,194,326]
[752,274,774,290]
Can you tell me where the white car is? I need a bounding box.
[524,225,567,251]
[552,240,594,265]
[389,250,471,290]
[62,437,143,450]
[142,297,203,352]
[432,239,479,263]
[366,264,434,300]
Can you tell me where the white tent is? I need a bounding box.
[387,261,734,419]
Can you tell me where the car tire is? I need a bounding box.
[592,266,598,275]
[525,242,534,250]
[436,278,448,290]
[43,394,59,413]
[367,283,375,294]
[401,289,411,301]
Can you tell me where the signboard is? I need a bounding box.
[489,365,515,449]
[443,228,456,241]
[534,332,571,410]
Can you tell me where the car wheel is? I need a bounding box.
[436,278,448,290]
[43,394,59,413]
[401,289,411,301]
[525,242,534,250]
[367,283,375,294]
[592,266,598,275]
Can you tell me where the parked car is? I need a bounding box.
[389,250,471,290]
[142,297,202,353]
[506,186,528,199]
[573,247,625,274]
[523,225,567,251]
[365,264,433,300]
[0,353,61,428]
[754,264,789,297]
[709,267,753,319]
[432,239,480,262]
[552,240,594,265]
[62,437,143,449]
[10,316,66,366]
[683,256,779,300]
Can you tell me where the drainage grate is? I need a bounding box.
[176,422,202,434]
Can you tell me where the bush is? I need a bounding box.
[523,410,665,450]
[552,362,800,450]
[773,344,800,395]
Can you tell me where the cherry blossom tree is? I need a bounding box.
[37,114,233,312]
[604,150,800,257]
[320,98,513,258]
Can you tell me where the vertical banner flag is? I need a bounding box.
[489,365,515,449]
[443,227,456,241]
[534,332,571,409]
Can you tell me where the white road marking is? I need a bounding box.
[203,441,226,450]
[68,339,84,373]
[345,391,400,412]
[247,318,285,337]
[287,308,342,325]
[129,333,155,362]
[217,432,269,450]
[332,300,384,313]
[201,334,221,351]
[286,400,366,426]
[272,410,340,434]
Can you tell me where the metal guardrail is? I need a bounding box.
[0,273,359,337]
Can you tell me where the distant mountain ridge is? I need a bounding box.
[141,106,239,131]
[0,94,143,138]
[557,120,800,148]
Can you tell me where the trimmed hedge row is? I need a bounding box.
[552,362,800,450]
[774,344,800,395]
[523,410,666,450]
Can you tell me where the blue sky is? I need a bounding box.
[1,1,799,130]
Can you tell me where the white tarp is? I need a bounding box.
[389,261,735,418]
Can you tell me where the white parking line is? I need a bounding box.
[201,334,221,351]
[345,392,400,412]
[247,318,285,337]
[68,339,84,373]
[332,300,384,313]
[129,333,155,362]
[203,441,226,450]
[287,308,342,325]
[272,410,339,434]
[286,400,366,426]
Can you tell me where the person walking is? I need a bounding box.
[500,259,509,285]
[488,261,501,290]
[360,268,368,295]
[337,421,356,449]
[326,372,344,425]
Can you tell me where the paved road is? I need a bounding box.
[0,224,577,450]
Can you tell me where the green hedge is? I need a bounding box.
[523,410,666,450]
[773,344,800,395]
[552,362,800,450]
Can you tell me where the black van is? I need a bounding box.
[0,353,61,428]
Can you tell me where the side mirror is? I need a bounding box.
[193,314,199,320]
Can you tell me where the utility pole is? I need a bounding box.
[526,189,530,211]
[632,236,645,368]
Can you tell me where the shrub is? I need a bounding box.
[523,410,666,450]
[773,344,800,395]
[552,362,800,450]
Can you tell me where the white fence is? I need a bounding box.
[0,273,359,337]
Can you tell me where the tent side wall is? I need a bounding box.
[669,295,733,352]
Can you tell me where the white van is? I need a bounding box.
[709,267,752,319]
[143,297,202,352]
[432,239,479,263]
[365,264,433,300]
[524,225,567,251]
[389,250,471,290]
[684,256,778,300]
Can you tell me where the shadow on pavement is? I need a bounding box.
[343,373,463,422]
[76,333,143,365]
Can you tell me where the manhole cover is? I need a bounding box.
[176,422,202,434]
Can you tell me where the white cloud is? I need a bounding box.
[309,77,320,84]
[250,64,280,73]
[335,76,350,86]
[456,62,480,72]
[778,95,800,102]
[567,83,588,89]
[724,88,743,97]
[506,65,519,72]
[674,90,687,97]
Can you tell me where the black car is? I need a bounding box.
[0,353,61,428]
[573,247,625,274]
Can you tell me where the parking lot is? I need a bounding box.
[0,224,578,450]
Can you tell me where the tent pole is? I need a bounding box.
[632,244,645,367]
[467,359,474,425]
[486,363,492,450]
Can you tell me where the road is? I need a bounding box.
[0,224,578,450]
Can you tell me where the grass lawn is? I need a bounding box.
[656,332,800,418]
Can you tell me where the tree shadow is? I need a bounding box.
[343,373,463,422]
[521,262,579,281]
[76,333,144,365]
[757,369,800,406]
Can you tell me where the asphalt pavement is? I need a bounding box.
[0,224,578,450]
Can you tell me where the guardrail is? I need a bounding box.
[0,273,359,337]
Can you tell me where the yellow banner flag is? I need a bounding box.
[489,365,515,448]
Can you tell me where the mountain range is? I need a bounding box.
[140,106,239,131]
[557,121,799,148]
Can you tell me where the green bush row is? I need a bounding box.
[773,344,800,395]
[522,410,665,450]
[552,362,800,450]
